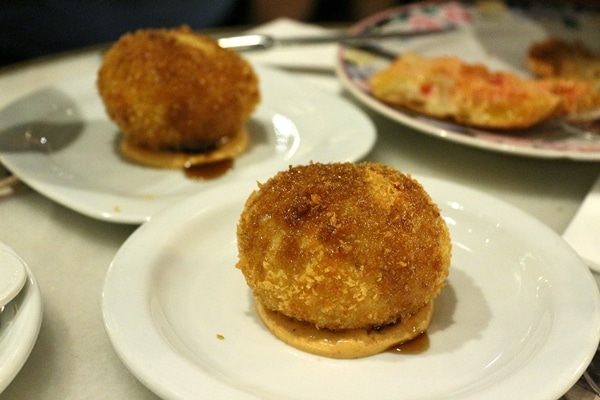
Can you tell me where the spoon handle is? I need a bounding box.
[216,26,455,51]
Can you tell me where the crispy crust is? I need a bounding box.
[369,52,560,129]
[97,26,260,154]
[236,162,451,331]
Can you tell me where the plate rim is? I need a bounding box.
[0,241,43,394]
[102,175,600,400]
[334,2,600,161]
[0,64,376,224]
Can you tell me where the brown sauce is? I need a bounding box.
[184,158,233,180]
[388,332,429,354]
[256,301,433,359]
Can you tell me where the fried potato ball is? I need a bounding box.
[236,162,452,331]
[97,26,260,155]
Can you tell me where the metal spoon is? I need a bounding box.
[0,250,27,309]
[216,26,455,51]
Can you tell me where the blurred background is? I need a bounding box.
[0,0,598,67]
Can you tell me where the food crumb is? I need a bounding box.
[216,334,225,340]
[113,205,121,213]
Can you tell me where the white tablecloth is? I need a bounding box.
[1,18,600,400]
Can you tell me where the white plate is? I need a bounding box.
[0,250,27,307]
[0,241,42,393]
[0,65,375,224]
[102,177,600,400]
[335,2,600,160]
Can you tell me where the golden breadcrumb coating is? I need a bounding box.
[236,162,452,331]
[97,26,260,152]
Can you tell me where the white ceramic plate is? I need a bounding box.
[0,241,42,393]
[102,177,600,400]
[0,250,27,307]
[0,65,376,224]
[335,2,600,160]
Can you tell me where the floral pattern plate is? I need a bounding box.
[335,1,600,160]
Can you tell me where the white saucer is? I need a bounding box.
[0,250,27,307]
[0,64,376,224]
[0,241,42,393]
[102,176,600,400]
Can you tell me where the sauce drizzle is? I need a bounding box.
[388,333,429,354]
[184,158,233,180]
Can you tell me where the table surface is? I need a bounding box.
[1,39,600,399]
